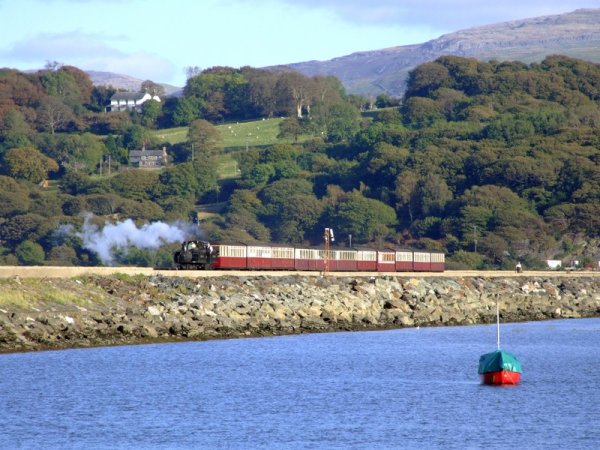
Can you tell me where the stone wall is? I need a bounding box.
[1,274,599,353]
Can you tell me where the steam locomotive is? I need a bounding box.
[173,240,215,270]
[173,241,445,272]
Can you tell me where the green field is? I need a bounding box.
[217,153,241,179]
[151,117,311,150]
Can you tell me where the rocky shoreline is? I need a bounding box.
[1,274,599,353]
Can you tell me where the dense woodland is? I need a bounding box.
[0,55,599,269]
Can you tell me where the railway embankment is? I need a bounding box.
[1,274,599,353]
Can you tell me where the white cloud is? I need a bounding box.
[3,31,176,81]
[6,31,122,61]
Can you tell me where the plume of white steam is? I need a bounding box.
[77,214,198,265]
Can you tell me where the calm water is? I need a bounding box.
[1,318,599,449]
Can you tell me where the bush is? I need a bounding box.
[16,240,46,265]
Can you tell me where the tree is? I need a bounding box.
[272,194,324,242]
[123,125,155,150]
[141,99,162,128]
[415,176,453,217]
[0,109,34,149]
[140,80,165,97]
[192,157,219,199]
[157,163,198,199]
[44,133,106,173]
[405,62,451,98]
[275,71,315,118]
[394,170,419,224]
[0,214,50,246]
[39,65,93,106]
[375,94,399,108]
[315,102,361,144]
[187,119,223,160]
[15,240,45,265]
[0,176,31,216]
[327,190,397,242]
[60,170,94,195]
[184,67,246,121]
[401,96,444,128]
[83,193,123,215]
[47,245,77,265]
[277,117,303,142]
[116,199,165,221]
[37,97,73,134]
[110,169,159,200]
[259,178,314,216]
[172,97,202,126]
[3,147,58,183]
[185,66,202,80]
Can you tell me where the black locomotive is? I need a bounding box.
[173,240,215,270]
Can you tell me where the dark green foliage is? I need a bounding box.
[15,240,45,265]
[0,176,31,216]
[325,190,397,243]
[1,56,600,268]
[0,214,51,247]
[47,244,77,265]
[111,169,159,201]
[157,163,198,199]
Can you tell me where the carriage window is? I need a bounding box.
[396,251,412,262]
[296,249,312,259]
[379,253,395,262]
[273,247,293,259]
[414,253,430,263]
[431,253,445,263]
[221,246,245,257]
[357,251,376,261]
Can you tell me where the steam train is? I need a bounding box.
[173,240,445,272]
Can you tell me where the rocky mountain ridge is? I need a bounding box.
[278,8,600,97]
[86,8,600,98]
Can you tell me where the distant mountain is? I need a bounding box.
[87,70,182,97]
[274,8,600,98]
[87,9,600,100]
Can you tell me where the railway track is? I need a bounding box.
[0,266,597,279]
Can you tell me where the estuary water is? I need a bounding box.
[1,318,599,449]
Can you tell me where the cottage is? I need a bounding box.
[106,92,161,112]
[129,147,168,169]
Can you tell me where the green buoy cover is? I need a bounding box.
[478,350,522,374]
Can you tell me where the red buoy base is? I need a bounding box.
[481,370,521,385]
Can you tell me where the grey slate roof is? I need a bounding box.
[111,92,146,101]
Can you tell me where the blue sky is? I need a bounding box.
[0,0,598,87]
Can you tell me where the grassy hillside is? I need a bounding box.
[151,117,311,150]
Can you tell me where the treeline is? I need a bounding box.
[1,56,599,269]
[214,55,600,269]
[0,63,367,266]
[0,64,362,171]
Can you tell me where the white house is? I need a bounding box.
[106,92,161,112]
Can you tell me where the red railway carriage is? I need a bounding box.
[270,245,295,270]
[294,248,325,271]
[413,251,431,271]
[377,251,396,272]
[430,252,445,272]
[395,250,414,271]
[212,244,247,269]
[356,250,377,272]
[329,249,359,271]
[175,240,445,272]
[247,244,295,270]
